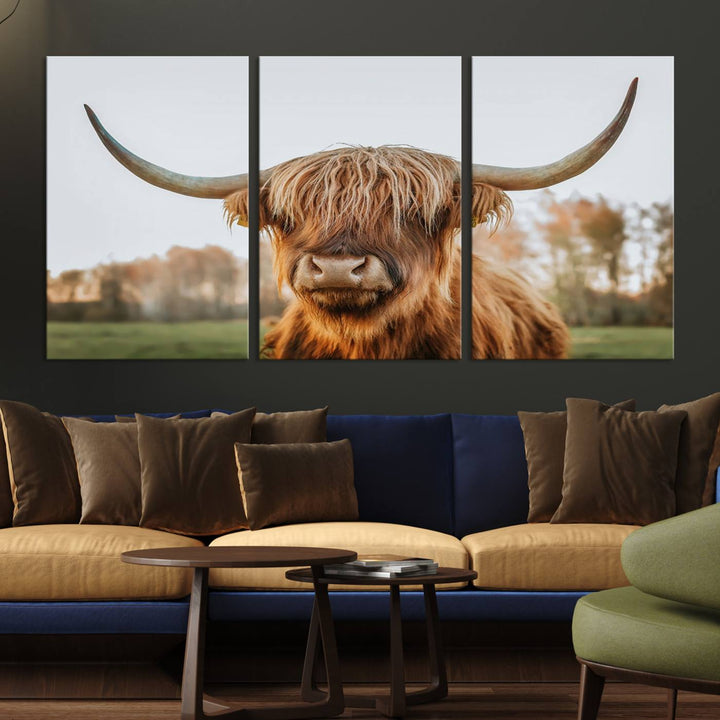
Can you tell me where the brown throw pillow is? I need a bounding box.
[235,440,358,530]
[0,432,13,528]
[212,407,328,444]
[0,400,81,525]
[138,409,255,536]
[519,399,636,522]
[62,417,141,525]
[252,408,328,443]
[658,393,720,514]
[552,398,686,525]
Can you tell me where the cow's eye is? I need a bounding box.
[418,215,440,234]
[273,214,294,233]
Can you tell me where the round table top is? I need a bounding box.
[286,566,477,586]
[121,546,357,569]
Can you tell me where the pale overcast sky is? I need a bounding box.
[473,56,673,207]
[260,57,462,166]
[47,56,249,275]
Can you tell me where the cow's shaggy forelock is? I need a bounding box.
[264,145,461,235]
[223,147,513,234]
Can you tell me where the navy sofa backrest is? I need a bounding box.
[327,414,455,535]
[451,414,529,538]
[85,409,211,422]
[327,413,530,538]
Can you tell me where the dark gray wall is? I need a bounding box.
[0,0,717,415]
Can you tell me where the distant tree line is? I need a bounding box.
[48,245,248,322]
[474,192,673,327]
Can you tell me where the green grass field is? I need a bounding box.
[569,326,673,359]
[47,321,248,360]
[47,322,672,360]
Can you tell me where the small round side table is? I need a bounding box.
[122,546,356,720]
[286,566,477,718]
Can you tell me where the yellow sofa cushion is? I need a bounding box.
[209,521,469,591]
[0,524,203,600]
[462,523,639,591]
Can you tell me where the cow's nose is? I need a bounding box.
[295,253,394,292]
[309,255,368,288]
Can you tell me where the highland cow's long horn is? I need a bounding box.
[84,105,249,199]
[470,78,638,191]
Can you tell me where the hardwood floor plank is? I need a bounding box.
[0,683,718,719]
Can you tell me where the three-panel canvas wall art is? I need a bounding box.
[46,56,673,360]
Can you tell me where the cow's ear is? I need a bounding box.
[471,182,512,229]
[258,185,273,230]
[446,183,462,230]
[224,186,274,229]
[224,189,250,227]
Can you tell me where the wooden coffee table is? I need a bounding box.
[122,546,356,720]
[286,566,477,718]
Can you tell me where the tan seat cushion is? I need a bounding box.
[209,521,469,591]
[462,523,639,591]
[0,525,203,600]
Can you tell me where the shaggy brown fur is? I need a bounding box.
[472,256,570,359]
[224,146,569,360]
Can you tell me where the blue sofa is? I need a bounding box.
[0,411,654,635]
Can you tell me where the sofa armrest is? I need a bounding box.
[716,466,720,504]
[621,503,720,611]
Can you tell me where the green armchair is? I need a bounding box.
[572,503,720,720]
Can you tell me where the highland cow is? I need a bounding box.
[84,78,637,359]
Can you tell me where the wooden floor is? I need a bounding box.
[1,683,719,719]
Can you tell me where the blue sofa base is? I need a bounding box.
[210,590,587,623]
[0,600,190,634]
[0,591,587,634]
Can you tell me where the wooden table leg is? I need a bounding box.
[300,597,323,703]
[405,584,447,706]
[309,566,345,716]
[388,585,407,717]
[181,567,209,720]
[181,566,343,720]
[374,585,406,718]
[343,584,450,717]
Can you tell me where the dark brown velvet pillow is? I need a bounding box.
[552,398,686,525]
[252,408,328,443]
[235,440,358,531]
[212,407,328,444]
[0,400,81,525]
[62,417,141,525]
[518,399,636,522]
[0,431,13,528]
[138,409,255,536]
[658,393,720,514]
